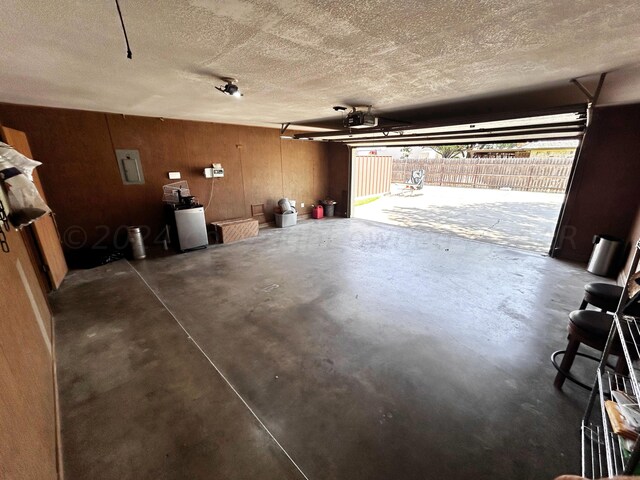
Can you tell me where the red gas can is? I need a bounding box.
[312,204,324,219]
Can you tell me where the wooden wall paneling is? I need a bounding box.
[238,127,284,221]
[180,121,245,222]
[105,115,191,243]
[281,138,315,214]
[327,143,351,216]
[0,103,335,239]
[0,105,119,247]
[620,205,640,282]
[1,126,68,289]
[314,143,330,205]
[556,104,640,262]
[0,224,57,480]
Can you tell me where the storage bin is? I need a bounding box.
[275,212,297,228]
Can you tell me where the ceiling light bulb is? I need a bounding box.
[215,79,243,97]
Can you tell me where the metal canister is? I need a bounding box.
[127,226,146,260]
[587,234,623,276]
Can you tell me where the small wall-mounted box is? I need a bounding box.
[115,149,145,185]
[204,163,224,178]
[168,171,181,180]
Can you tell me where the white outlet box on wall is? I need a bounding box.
[204,164,224,178]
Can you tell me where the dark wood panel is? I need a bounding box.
[556,104,640,263]
[105,115,191,240]
[281,138,314,214]
[313,143,330,205]
[621,206,640,282]
[0,213,57,480]
[0,103,333,244]
[1,126,68,289]
[327,143,351,216]
[181,121,245,222]
[280,136,330,213]
[0,104,119,247]
[238,127,284,221]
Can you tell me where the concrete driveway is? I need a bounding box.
[353,185,565,253]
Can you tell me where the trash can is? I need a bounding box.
[587,234,623,276]
[127,226,146,260]
[323,203,335,217]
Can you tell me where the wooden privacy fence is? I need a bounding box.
[353,155,393,198]
[392,157,573,193]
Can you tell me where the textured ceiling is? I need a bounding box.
[2,0,640,129]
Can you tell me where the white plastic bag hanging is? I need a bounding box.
[0,158,50,228]
[0,142,42,181]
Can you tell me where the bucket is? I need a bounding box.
[127,226,146,260]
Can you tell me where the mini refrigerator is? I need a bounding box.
[174,206,208,252]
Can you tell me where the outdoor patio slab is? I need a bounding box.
[354,185,565,253]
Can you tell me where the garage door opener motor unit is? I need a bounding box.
[344,106,378,129]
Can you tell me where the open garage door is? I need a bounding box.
[295,106,587,254]
[292,105,587,146]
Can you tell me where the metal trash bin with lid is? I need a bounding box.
[127,226,146,260]
[587,234,623,276]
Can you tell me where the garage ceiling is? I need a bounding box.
[2,1,640,129]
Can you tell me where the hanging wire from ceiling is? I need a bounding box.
[114,0,133,59]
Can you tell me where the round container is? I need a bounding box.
[278,198,293,213]
[127,226,146,260]
[323,203,335,217]
[587,234,623,276]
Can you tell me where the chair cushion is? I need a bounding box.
[584,282,640,315]
[569,310,613,337]
[584,282,624,312]
[585,282,624,300]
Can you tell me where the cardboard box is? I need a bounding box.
[212,218,259,244]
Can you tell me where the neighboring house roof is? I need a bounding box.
[519,140,580,149]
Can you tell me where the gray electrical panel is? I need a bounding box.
[115,149,145,185]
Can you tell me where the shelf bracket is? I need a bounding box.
[280,123,290,135]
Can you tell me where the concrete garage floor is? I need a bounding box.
[52,218,598,480]
[353,186,565,254]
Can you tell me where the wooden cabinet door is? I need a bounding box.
[1,126,68,289]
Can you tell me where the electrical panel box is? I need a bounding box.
[115,149,145,185]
